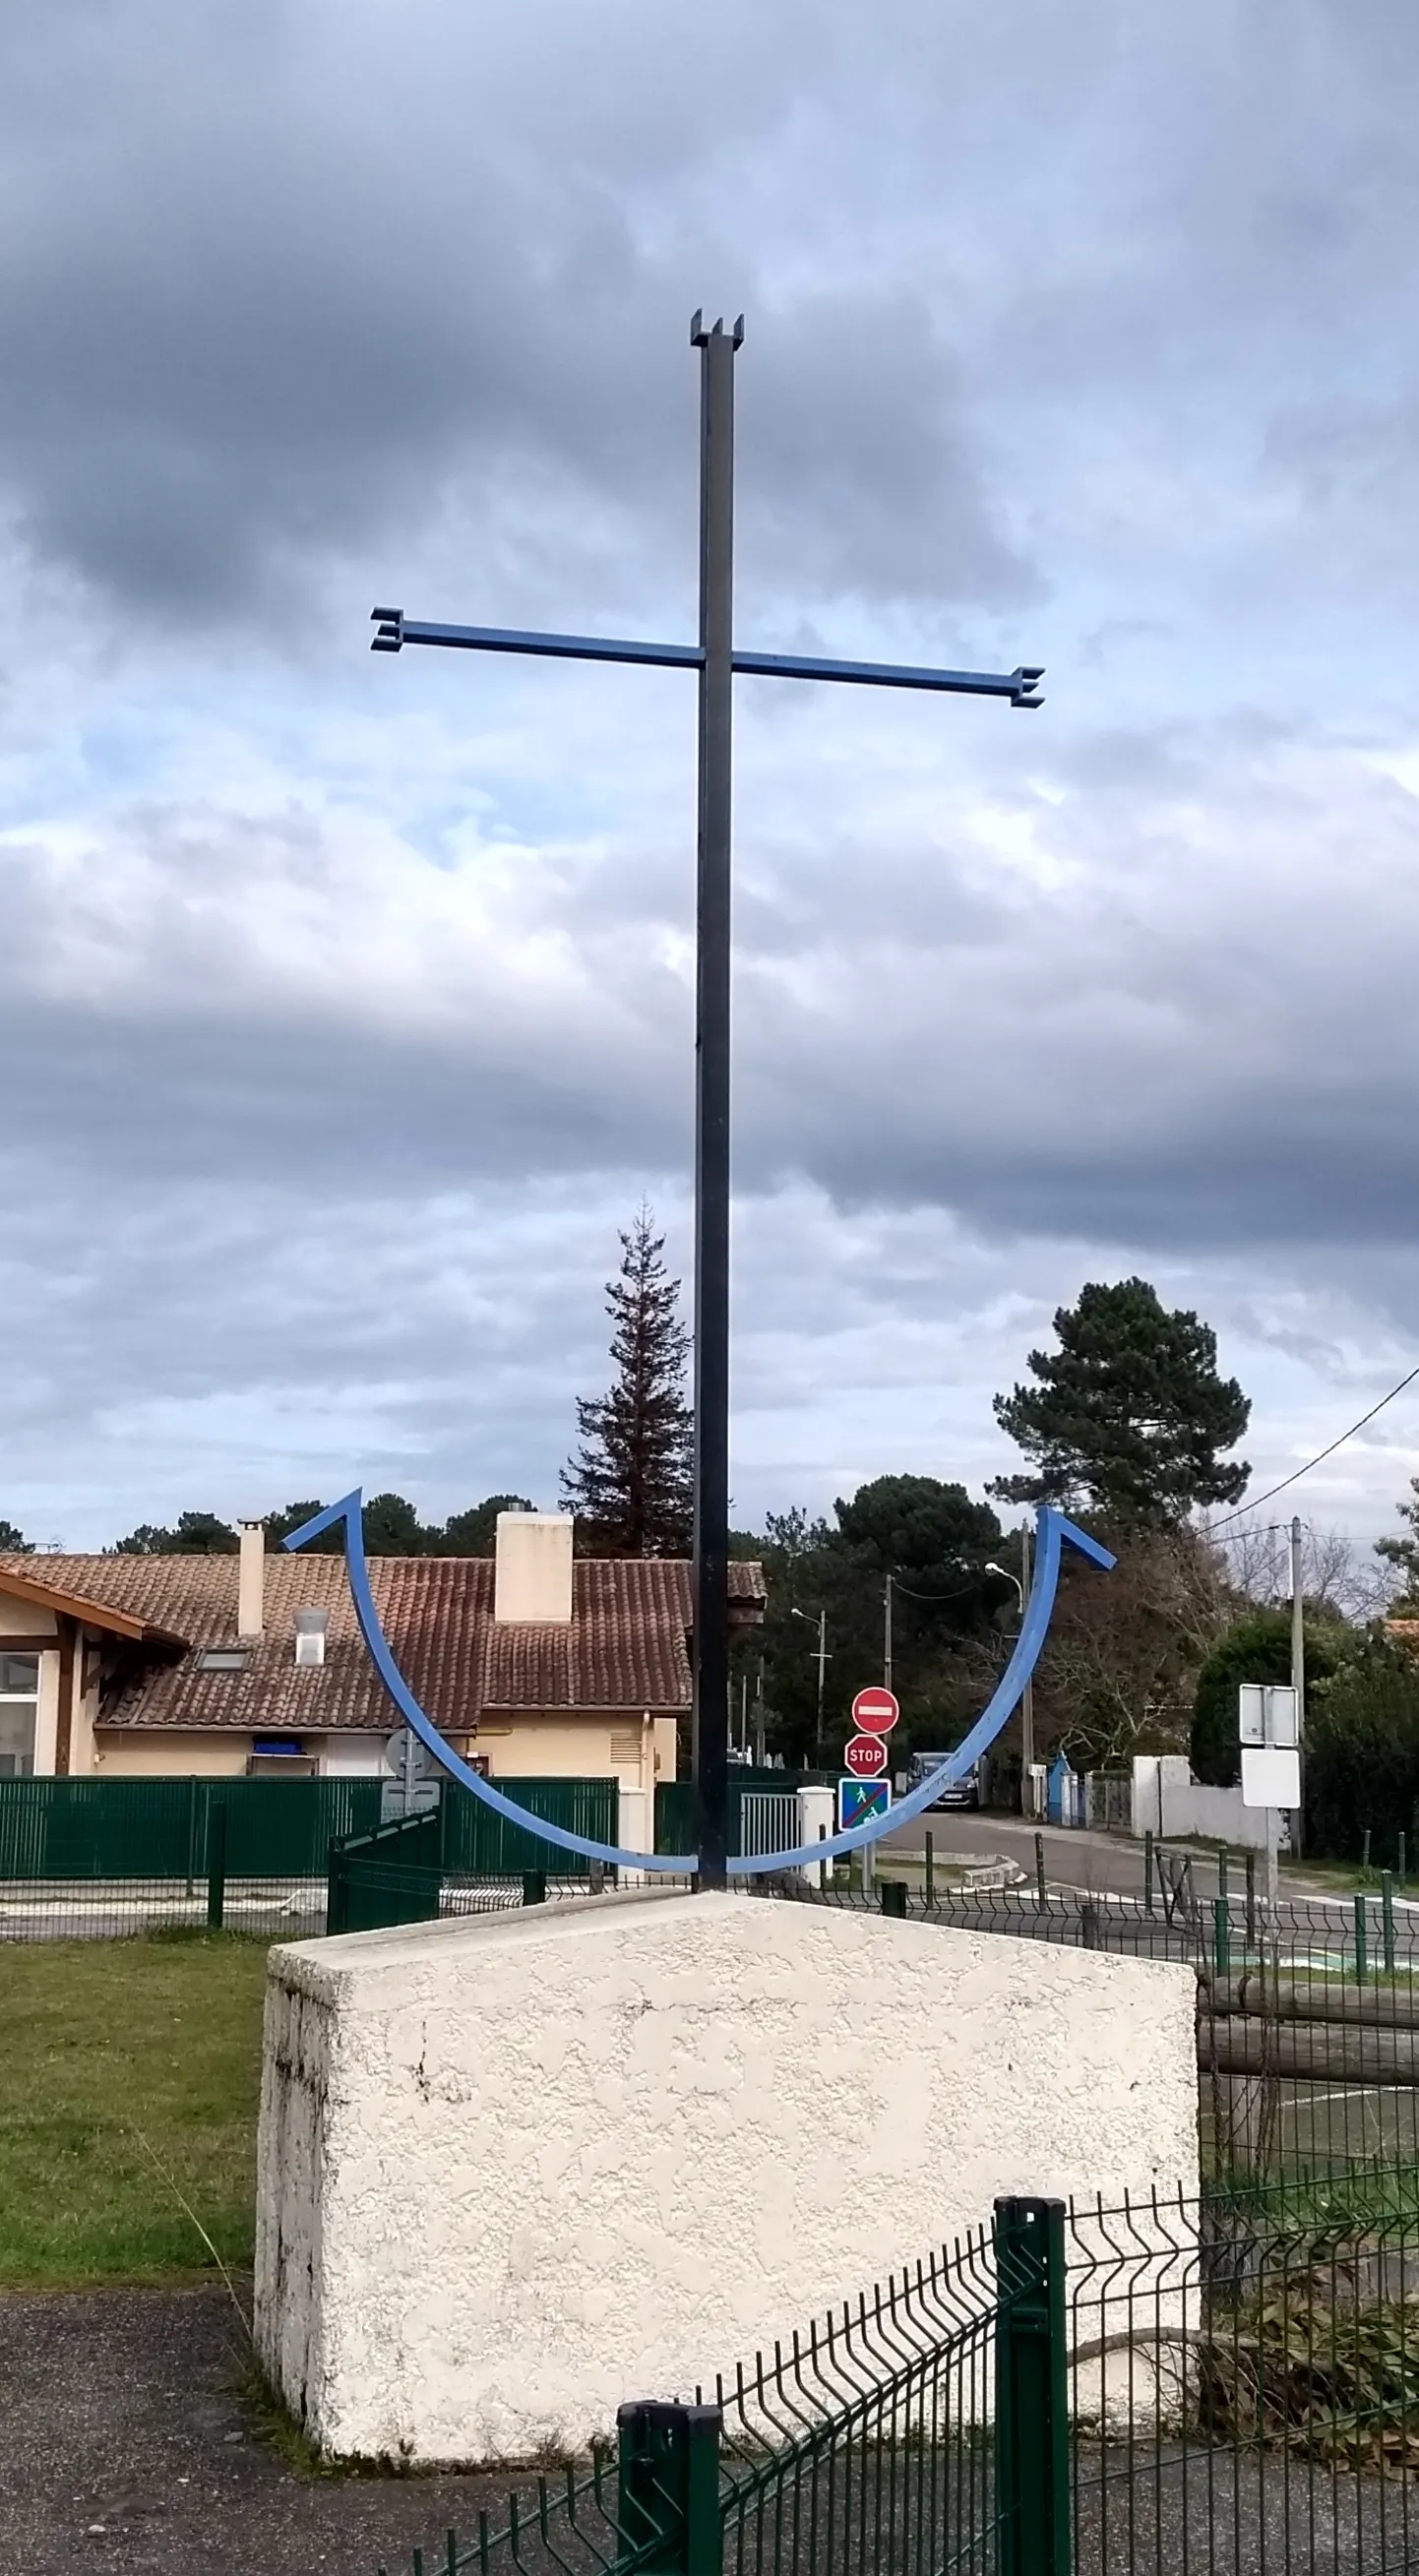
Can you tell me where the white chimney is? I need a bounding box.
[237,1521,265,1639]
[494,1512,574,1625]
[294,1608,329,1669]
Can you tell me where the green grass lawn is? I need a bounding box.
[0,1932,269,2288]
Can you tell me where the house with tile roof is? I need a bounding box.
[0,1512,766,1803]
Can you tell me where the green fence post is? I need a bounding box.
[925,1830,935,1909]
[1217,1843,1229,1920]
[185,1774,198,1899]
[206,1803,227,1932]
[1245,1851,1257,1949]
[1400,1830,1408,1888]
[1363,1827,1373,1876]
[881,1877,908,1919]
[1035,1832,1047,1913]
[1355,1891,1368,1986]
[994,2198,1070,2576]
[1383,1871,1396,1976]
[523,1871,547,1906]
[616,2400,721,2576]
[1142,1828,1154,1916]
[1212,1895,1230,1983]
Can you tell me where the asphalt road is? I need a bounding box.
[877,1808,1390,1918]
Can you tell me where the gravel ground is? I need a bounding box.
[5,2287,1409,2576]
[0,2286,521,2576]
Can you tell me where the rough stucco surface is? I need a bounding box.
[253,1891,1198,2467]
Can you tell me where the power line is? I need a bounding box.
[1212,1361,1419,1529]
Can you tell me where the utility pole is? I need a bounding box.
[884,1573,894,1696]
[371,319,1042,1886]
[792,1607,829,1765]
[1290,1513,1305,1862]
[1019,1523,1034,1810]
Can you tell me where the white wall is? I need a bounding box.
[255,1889,1198,2468]
[318,1735,386,1778]
[1132,1754,1273,1851]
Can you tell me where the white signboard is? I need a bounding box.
[1238,1684,1299,1748]
[1241,1746,1301,1811]
[1263,1686,1299,1748]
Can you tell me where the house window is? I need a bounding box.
[0,1654,39,1779]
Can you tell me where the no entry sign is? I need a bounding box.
[851,1686,899,1737]
[843,1732,889,1779]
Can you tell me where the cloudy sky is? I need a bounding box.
[3,0,1419,1554]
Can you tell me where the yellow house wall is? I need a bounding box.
[31,1652,61,1776]
[0,1591,59,1636]
[88,1714,683,1786]
[478,1712,679,1789]
[94,1732,255,1779]
[67,1667,99,1776]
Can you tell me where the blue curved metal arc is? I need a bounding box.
[284,1497,1112,1880]
[282,1495,693,1872]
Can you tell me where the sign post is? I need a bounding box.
[1239,1685,1300,1906]
[842,1686,899,1893]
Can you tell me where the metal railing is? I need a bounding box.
[738,1790,801,1860]
[380,2169,1419,2576]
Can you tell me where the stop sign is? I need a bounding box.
[851,1686,899,1737]
[844,1733,889,1778]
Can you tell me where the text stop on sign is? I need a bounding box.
[851,1686,899,1736]
[844,1734,889,1778]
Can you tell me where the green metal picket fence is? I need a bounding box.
[442,1777,619,1878]
[0,1774,386,1880]
[380,2169,1419,2576]
[0,1774,626,1939]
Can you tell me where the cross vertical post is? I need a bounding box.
[369,314,1042,1885]
[692,314,740,1889]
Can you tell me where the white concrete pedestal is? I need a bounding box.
[255,1889,1196,2466]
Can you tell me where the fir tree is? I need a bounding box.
[562,1206,693,1555]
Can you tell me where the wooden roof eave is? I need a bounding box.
[0,1563,187,1647]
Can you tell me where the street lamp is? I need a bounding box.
[790,1607,829,1767]
[986,1558,1034,1809]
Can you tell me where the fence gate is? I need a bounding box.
[737,1790,799,1860]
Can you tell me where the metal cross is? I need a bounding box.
[370,312,1043,1892]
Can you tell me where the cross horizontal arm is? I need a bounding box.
[370,611,700,673]
[371,609,1043,705]
[732,646,1044,707]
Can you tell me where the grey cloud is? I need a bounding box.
[0,2,1026,627]
[6,711,1419,1265]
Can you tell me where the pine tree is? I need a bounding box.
[562,1206,693,1556]
[1377,1478,1419,1610]
[990,1277,1250,1527]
